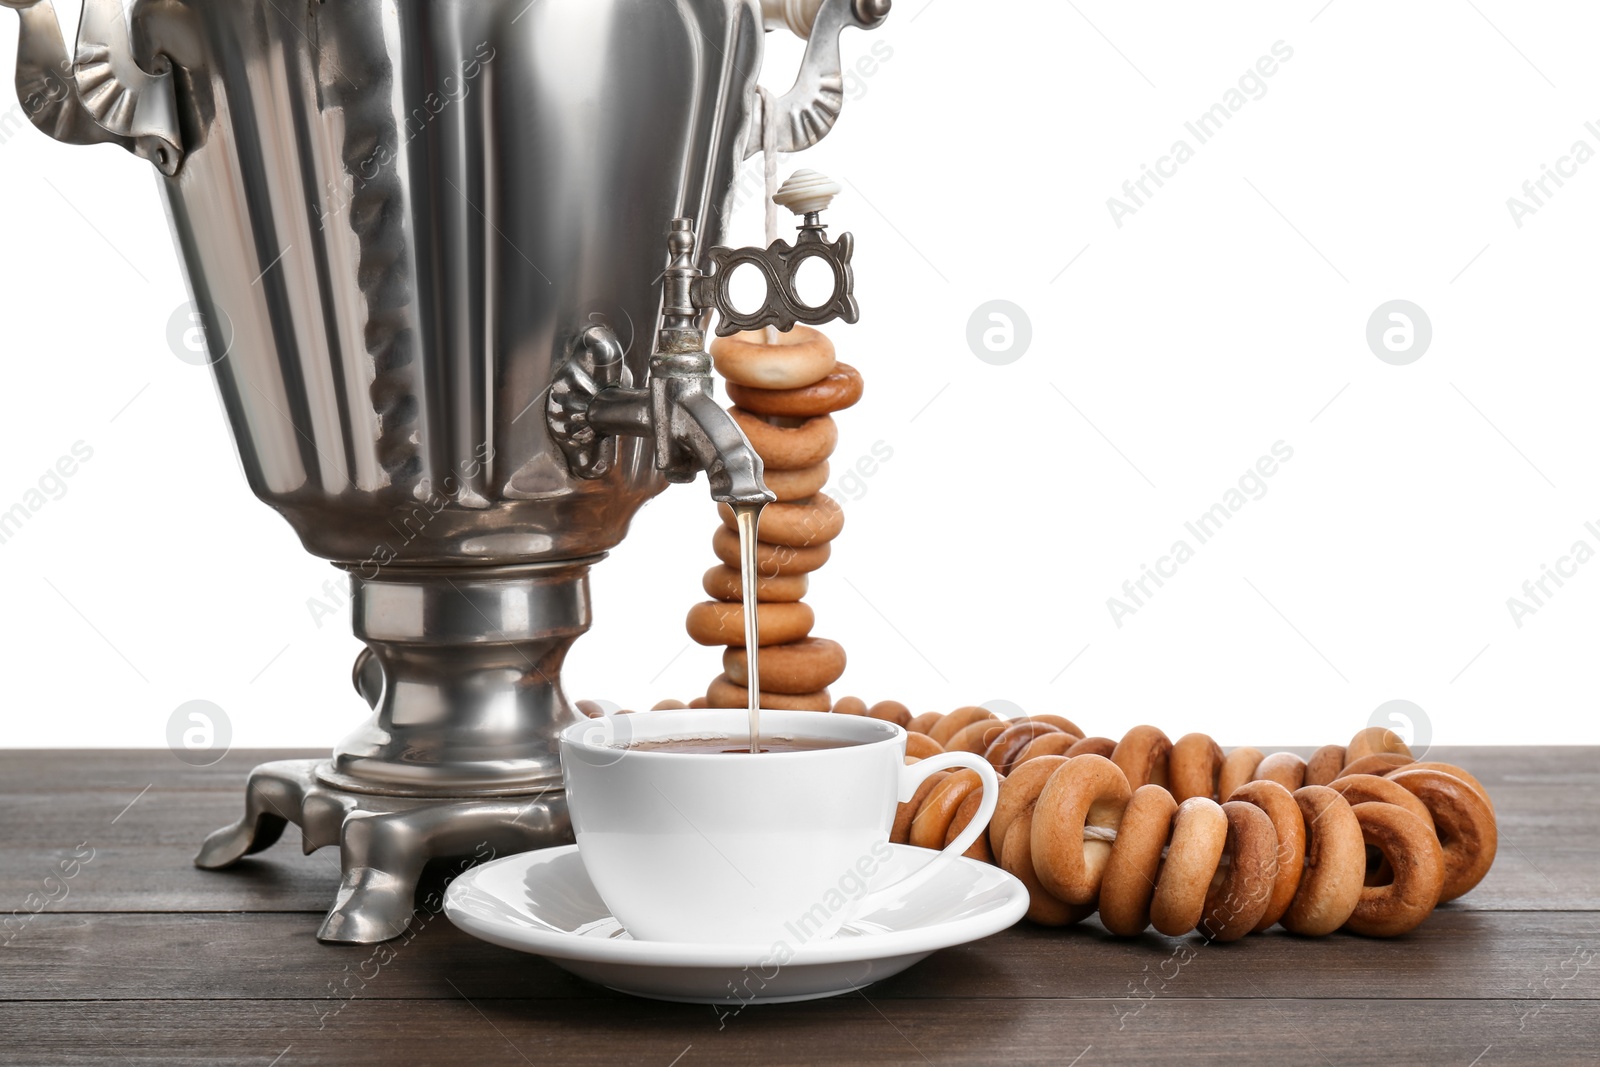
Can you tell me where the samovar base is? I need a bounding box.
[196,559,596,943]
[195,759,571,944]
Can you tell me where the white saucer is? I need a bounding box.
[443,843,1028,1004]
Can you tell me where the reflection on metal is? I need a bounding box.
[6,0,183,172]
[5,0,889,942]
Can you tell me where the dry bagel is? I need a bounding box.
[761,461,830,502]
[1014,732,1079,766]
[712,525,831,576]
[1027,714,1084,737]
[1346,726,1412,766]
[1149,797,1229,937]
[1169,732,1225,802]
[705,675,830,712]
[869,700,913,728]
[685,600,814,647]
[1329,774,1435,836]
[929,706,997,746]
[1030,755,1132,906]
[723,637,846,694]
[832,696,868,716]
[1002,817,1094,926]
[983,721,1063,776]
[1199,801,1279,942]
[1255,752,1308,792]
[1335,753,1415,780]
[1387,768,1497,901]
[1097,784,1179,936]
[1218,747,1265,803]
[711,325,836,389]
[891,771,950,844]
[1226,779,1306,932]
[905,732,943,760]
[989,756,1069,865]
[909,768,985,851]
[879,716,1496,938]
[727,361,864,417]
[730,408,838,470]
[1112,725,1172,790]
[946,719,1011,756]
[1281,786,1365,936]
[945,788,996,863]
[1304,744,1347,787]
[718,493,845,548]
[1065,736,1117,759]
[702,564,808,603]
[1344,802,1444,937]
[906,711,944,736]
[1397,761,1495,817]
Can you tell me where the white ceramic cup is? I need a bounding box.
[559,709,999,945]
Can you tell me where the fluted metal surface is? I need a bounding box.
[161,0,764,565]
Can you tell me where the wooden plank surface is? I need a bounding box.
[1,999,1595,1067]
[2,910,1598,1004]
[2,747,1594,913]
[1,747,1596,1066]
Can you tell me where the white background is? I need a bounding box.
[2,0,1597,751]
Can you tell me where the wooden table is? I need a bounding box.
[2,747,1595,1065]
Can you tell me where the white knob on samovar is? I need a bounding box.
[773,168,842,218]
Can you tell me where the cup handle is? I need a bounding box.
[855,752,999,914]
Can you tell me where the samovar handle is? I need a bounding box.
[3,0,185,174]
[751,0,891,157]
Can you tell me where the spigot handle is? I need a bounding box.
[694,170,859,337]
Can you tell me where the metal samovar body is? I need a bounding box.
[6,0,885,940]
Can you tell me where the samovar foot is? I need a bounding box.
[195,759,571,944]
[193,758,310,869]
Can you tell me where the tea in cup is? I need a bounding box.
[559,709,999,944]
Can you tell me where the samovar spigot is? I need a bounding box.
[646,219,769,503]
[551,174,858,506]
[549,218,774,507]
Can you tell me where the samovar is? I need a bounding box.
[4,0,886,942]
